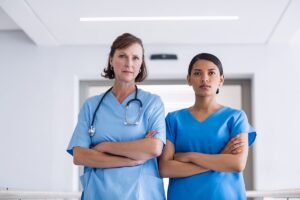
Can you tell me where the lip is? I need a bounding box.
[122,70,133,74]
[200,85,211,89]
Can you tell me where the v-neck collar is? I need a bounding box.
[107,89,137,108]
[185,106,227,124]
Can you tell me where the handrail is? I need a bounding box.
[0,189,81,199]
[1,188,300,199]
[246,188,300,198]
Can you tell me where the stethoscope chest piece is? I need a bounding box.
[88,126,95,137]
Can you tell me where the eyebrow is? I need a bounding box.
[193,68,217,71]
[117,52,141,57]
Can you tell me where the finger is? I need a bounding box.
[151,130,157,136]
[147,132,156,138]
[149,130,156,135]
[145,132,153,138]
[145,130,156,138]
[230,141,244,150]
[230,140,242,148]
[232,150,238,154]
[231,135,241,142]
[232,147,243,154]
[231,141,244,147]
[232,139,242,145]
[234,148,242,154]
[227,138,240,147]
[230,145,243,152]
[233,142,245,150]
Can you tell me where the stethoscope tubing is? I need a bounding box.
[88,85,142,137]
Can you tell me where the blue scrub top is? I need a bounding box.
[67,88,166,200]
[166,107,256,200]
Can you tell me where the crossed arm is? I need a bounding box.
[159,133,248,178]
[73,131,164,168]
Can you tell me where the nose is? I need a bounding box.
[125,57,133,68]
[200,73,209,83]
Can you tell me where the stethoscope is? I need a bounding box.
[88,85,143,137]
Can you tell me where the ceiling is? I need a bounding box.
[0,0,300,46]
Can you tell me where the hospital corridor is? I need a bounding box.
[1,0,300,199]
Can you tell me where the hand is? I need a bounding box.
[145,130,157,138]
[221,135,244,154]
[174,152,192,163]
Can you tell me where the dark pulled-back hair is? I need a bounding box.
[101,33,147,82]
[188,53,223,76]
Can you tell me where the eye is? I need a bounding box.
[193,71,201,76]
[133,56,140,61]
[118,54,126,58]
[209,71,216,75]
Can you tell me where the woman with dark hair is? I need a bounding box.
[67,33,166,200]
[159,53,256,200]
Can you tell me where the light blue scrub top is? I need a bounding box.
[67,88,166,200]
[166,107,256,200]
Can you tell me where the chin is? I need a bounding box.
[121,78,135,83]
[196,91,213,97]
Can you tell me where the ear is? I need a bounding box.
[187,75,192,86]
[219,75,225,86]
[109,57,113,66]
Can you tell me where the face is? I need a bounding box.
[110,43,143,84]
[187,59,224,97]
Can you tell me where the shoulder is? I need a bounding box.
[138,88,163,104]
[168,108,187,116]
[80,94,104,112]
[222,106,245,116]
[221,106,248,122]
[166,108,187,120]
[83,95,101,106]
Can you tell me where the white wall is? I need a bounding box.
[1,31,300,191]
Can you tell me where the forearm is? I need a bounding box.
[189,152,247,172]
[159,159,208,178]
[73,147,142,168]
[94,138,163,161]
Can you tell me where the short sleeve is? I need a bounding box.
[231,110,256,147]
[66,101,92,156]
[147,96,166,144]
[165,113,175,144]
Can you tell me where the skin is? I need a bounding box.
[159,59,248,178]
[73,43,164,168]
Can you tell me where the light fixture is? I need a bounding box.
[80,16,239,22]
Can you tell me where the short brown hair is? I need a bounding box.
[101,33,147,82]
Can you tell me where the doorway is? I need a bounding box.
[79,78,254,191]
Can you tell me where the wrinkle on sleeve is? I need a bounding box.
[231,110,256,147]
[66,101,92,156]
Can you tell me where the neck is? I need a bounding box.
[112,82,136,103]
[192,95,219,112]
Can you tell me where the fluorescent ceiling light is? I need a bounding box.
[80,16,239,22]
